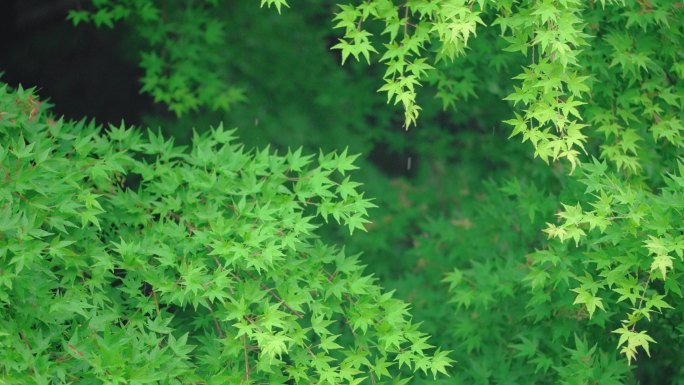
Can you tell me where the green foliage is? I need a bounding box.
[5,0,684,383]
[0,85,451,384]
[332,0,683,171]
[68,0,247,116]
[332,0,684,369]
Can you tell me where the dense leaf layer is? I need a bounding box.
[0,85,450,384]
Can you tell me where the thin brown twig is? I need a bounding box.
[205,299,225,339]
[20,331,31,350]
[12,192,29,203]
[152,289,160,316]
[242,335,250,384]
[234,271,305,320]
[630,270,654,332]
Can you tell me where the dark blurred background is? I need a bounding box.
[0,0,153,124]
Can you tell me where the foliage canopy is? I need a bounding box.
[2,0,684,384]
[0,85,450,383]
